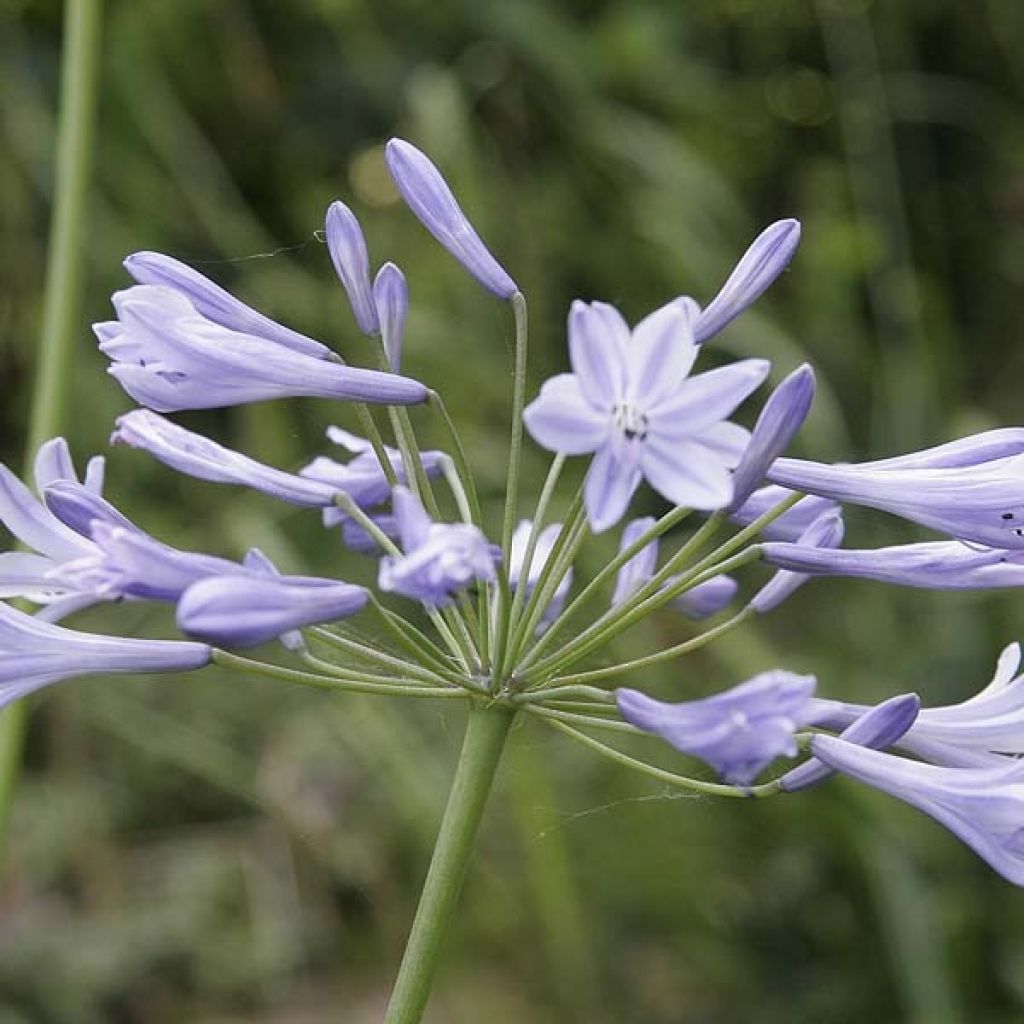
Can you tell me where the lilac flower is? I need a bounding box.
[781,693,922,792]
[0,601,210,710]
[729,485,839,542]
[385,139,517,299]
[810,644,1024,769]
[509,520,572,634]
[374,262,409,371]
[0,440,105,610]
[807,734,1024,885]
[53,520,244,603]
[524,299,769,532]
[611,518,658,607]
[616,670,820,786]
[177,573,368,648]
[301,425,444,528]
[750,508,845,614]
[768,452,1024,549]
[761,539,1024,591]
[693,220,801,344]
[96,284,427,411]
[378,487,498,605]
[112,410,337,507]
[670,575,738,620]
[124,250,332,359]
[325,201,380,335]
[730,364,815,509]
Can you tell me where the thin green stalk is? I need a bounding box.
[520,703,642,735]
[428,391,482,525]
[365,600,462,679]
[511,685,615,705]
[542,718,783,799]
[0,0,104,861]
[384,703,516,1023]
[355,404,399,487]
[545,608,754,687]
[212,650,466,700]
[500,291,529,563]
[305,627,449,683]
[300,651,447,688]
[499,454,565,675]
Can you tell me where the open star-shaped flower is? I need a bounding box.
[523,299,769,532]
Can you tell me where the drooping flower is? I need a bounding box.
[768,451,1024,549]
[524,299,769,532]
[809,643,1024,769]
[807,734,1024,885]
[693,219,802,344]
[341,514,400,554]
[374,262,409,371]
[96,284,427,412]
[325,200,380,335]
[378,487,499,605]
[616,670,820,786]
[729,484,839,542]
[761,538,1024,591]
[0,601,211,711]
[300,426,444,527]
[749,508,845,614]
[385,138,518,299]
[177,573,369,648]
[508,520,572,634]
[730,364,815,510]
[860,429,1024,472]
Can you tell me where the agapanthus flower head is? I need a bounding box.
[749,507,845,614]
[112,410,338,507]
[768,451,1024,549]
[374,262,409,371]
[325,200,380,335]
[177,573,369,648]
[378,487,498,605]
[385,138,518,299]
[301,426,444,527]
[97,284,427,411]
[524,298,769,532]
[509,520,572,634]
[808,734,1024,885]
[730,363,815,510]
[0,601,210,710]
[693,219,801,344]
[124,250,332,359]
[617,670,819,786]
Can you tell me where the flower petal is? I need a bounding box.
[640,435,733,510]
[584,445,642,534]
[524,374,609,455]
[627,299,698,408]
[569,301,628,409]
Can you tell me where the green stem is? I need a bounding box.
[500,292,529,563]
[354,404,399,487]
[384,703,516,1023]
[0,0,104,862]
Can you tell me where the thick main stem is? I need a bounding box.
[0,0,104,861]
[384,703,516,1024]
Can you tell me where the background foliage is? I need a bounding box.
[2,0,1024,1020]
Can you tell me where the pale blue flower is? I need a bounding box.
[617,670,820,785]
[509,520,572,634]
[385,138,517,299]
[611,517,658,607]
[325,200,380,335]
[374,262,408,371]
[97,284,427,411]
[524,299,769,532]
[0,601,210,710]
[670,575,738,619]
[729,485,839,542]
[378,487,499,605]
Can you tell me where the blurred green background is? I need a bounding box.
[3,0,1024,1021]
